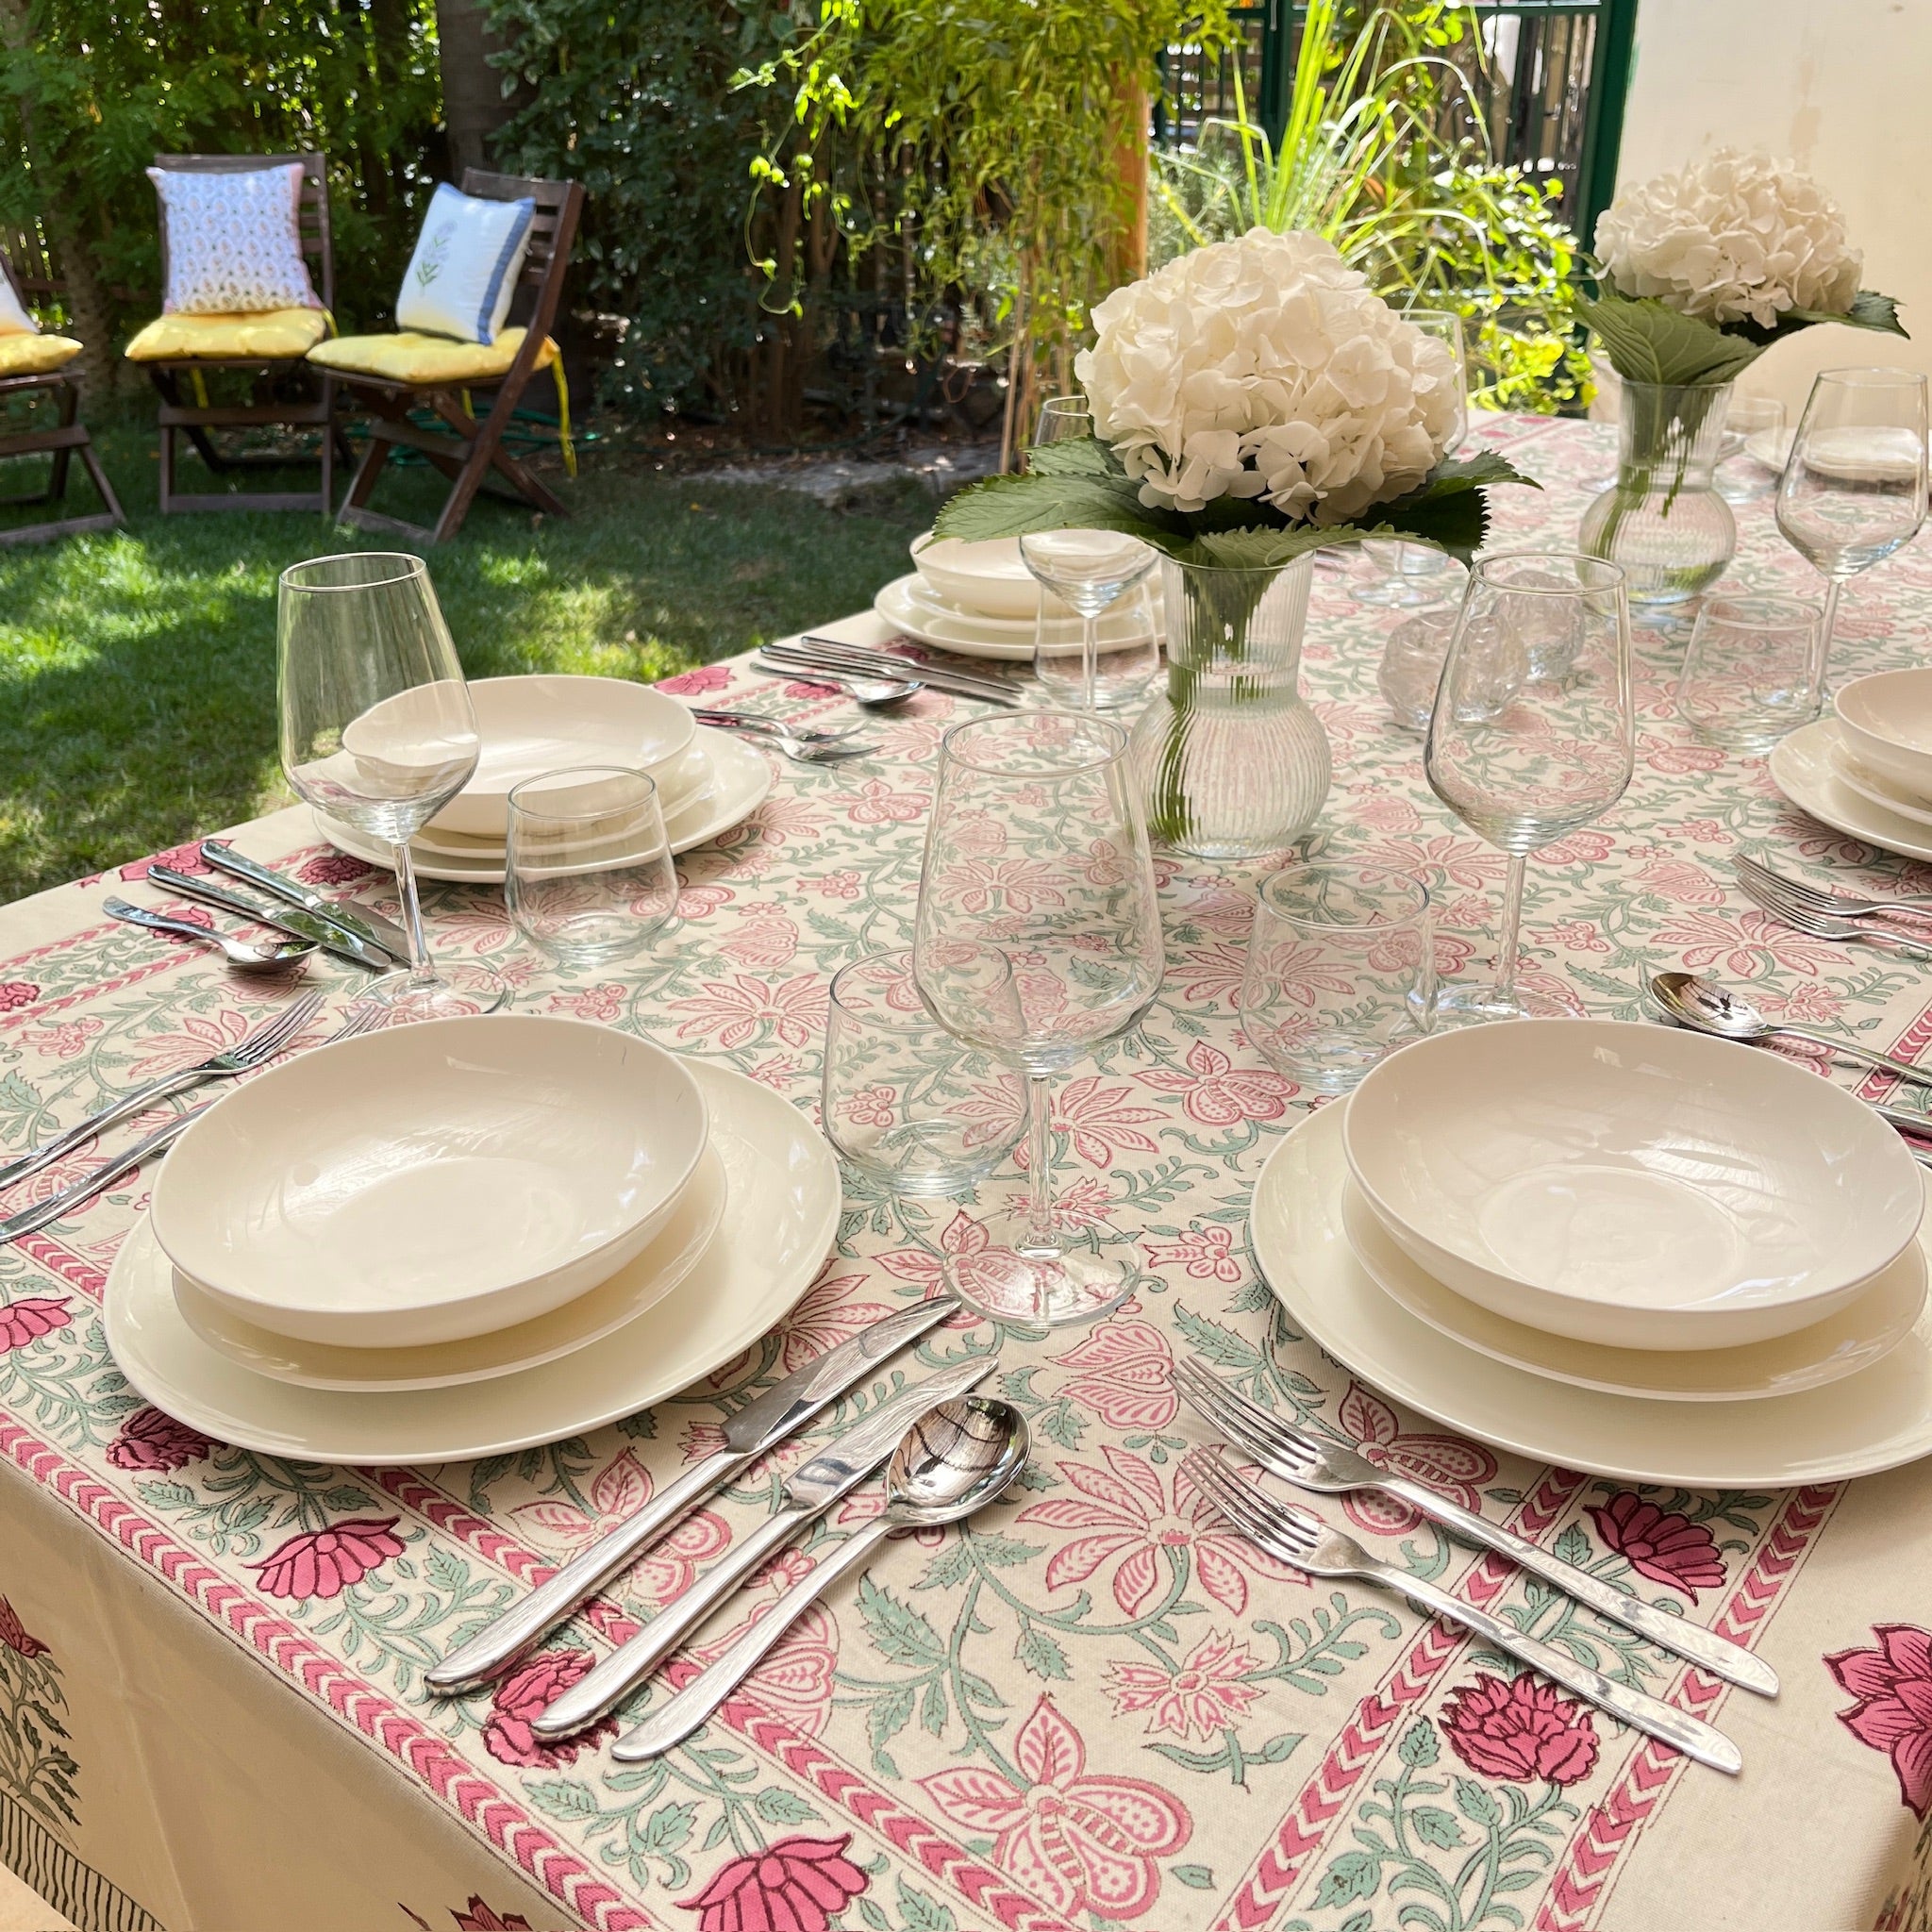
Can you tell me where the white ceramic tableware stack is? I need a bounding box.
[314,675,774,884]
[1247,1019,1932,1486]
[874,531,1164,662]
[104,1015,841,1464]
[1764,668,1932,862]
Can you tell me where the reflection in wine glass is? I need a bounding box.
[1776,368,1928,674]
[278,552,502,1021]
[913,711,1164,1326]
[1424,553,1634,1024]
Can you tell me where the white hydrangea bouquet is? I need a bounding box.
[1584,148,1904,386]
[934,229,1534,853]
[938,227,1528,567]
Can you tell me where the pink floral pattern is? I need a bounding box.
[249,1517,407,1600]
[1057,1321,1176,1430]
[1106,1632,1262,1740]
[483,1651,615,1768]
[1441,1674,1599,1786]
[923,1696,1191,1921]
[1587,1491,1726,1598]
[0,980,37,1010]
[107,1407,214,1472]
[676,1833,868,1932]
[0,1298,71,1352]
[0,1598,49,1659]
[1827,1625,1932,1819]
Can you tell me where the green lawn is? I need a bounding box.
[0,413,935,904]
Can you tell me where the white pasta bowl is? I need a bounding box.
[1341,1019,1924,1350]
[430,675,698,837]
[151,1015,708,1348]
[1835,670,1932,802]
[910,533,1041,621]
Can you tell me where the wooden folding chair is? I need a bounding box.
[325,170,585,544]
[138,152,352,514]
[0,244,125,547]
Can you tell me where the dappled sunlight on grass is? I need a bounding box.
[0,418,934,901]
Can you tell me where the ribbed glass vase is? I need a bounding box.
[1128,555,1330,858]
[1578,379,1738,609]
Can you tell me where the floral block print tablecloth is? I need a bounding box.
[5,413,1932,1932]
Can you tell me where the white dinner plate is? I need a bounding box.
[1340,1180,1927,1403]
[106,1058,841,1464]
[1768,719,1932,864]
[173,1146,729,1391]
[1250,1101,1932,1485]
[429,675,697,839]
[1830,741,1932,828]
[316,727,774,885]
[874,573,1164,662]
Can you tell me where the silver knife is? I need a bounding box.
[200,841,411,965]
[773,641,1024,708]
[785,637,1024,692]
[424,1292,965,1693]
[146,867,394,974]
[530,1353,994,1740]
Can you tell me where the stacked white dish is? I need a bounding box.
[105,1015,840,1463]
[1770,669,1932,863]
[1249,1020,1932,1484]
[315,675,774,884]
[875,532,1164,661]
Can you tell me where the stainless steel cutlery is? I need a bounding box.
[1649,970,1932,1086]
[1174,1357,1777,1696]
[612,1394,1029,1761]
[105,896,316,971]
[0,991,325,1196]
[1733,858,1932,960]
[687,708,874,762]
[147,865,398,973]
[765,638,1024,708]
[0,1000,380,1246]
[1184,1449,1743,1775]
[531,1353,994,1740]
[199,839,411,964]
[748,657,924,706]
[1735,853,1932,924]
[425,1292,967,1693]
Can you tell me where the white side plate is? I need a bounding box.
[1769,719,1932,864]
[106,1058,840,1464]
[1249,1101,1932,1485]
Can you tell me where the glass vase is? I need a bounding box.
[1578,379,1738,610]
[1128,554,1330,858]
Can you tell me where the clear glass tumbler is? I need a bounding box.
[1674,593,1825,752]
[505,765,678,968]
[1239,864,1434,1093]
[822,948,1027,1197]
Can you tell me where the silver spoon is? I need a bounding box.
[748,656,924,707]
[611,1396,1029,1762]
[106,896,315,971]
[1649,970,1932,1087]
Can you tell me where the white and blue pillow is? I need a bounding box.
[395,184,536,346]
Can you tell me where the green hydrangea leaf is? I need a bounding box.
[1579,292,1764,386]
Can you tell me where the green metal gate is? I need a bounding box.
[1156,0,1638,250]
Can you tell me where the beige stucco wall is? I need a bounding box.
[1615,0,1932,418]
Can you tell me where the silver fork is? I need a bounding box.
[1737,853,1932,922]
[688,709,871,763]
[0,990,325,1194]
[1184,1450,1742,1774]
[689,708,868,749]
[1733,866,1932,960]
[0,1001,384,1246]
[1173,1358,1777,1696]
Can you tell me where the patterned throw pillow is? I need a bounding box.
[149,163,321,316]
[0,274,36,336]
[394,184,536,346]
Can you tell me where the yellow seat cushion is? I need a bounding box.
[0,333,82,377]
[307,326,558,386]
[124,308,329,361]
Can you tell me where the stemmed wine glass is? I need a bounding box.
[1356,309,1469,607]
[1776,368,1928,674]
[278,552,503,1022]
[1033,396,1093,447]
[1424,552,1634,1023]
[913,711,1165,1325]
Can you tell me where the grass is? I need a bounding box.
[0,411,936,904]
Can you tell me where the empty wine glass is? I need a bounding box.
[1020,531,1158,710]
[822,947,1027,1198]
[1355,309,1468,608]
[1715,392,1788,504]
[1776,368,1929,672]
[1031,574,1160,709]
[1424,552,1634,1023]
[913,711,1164,1325]
[278,553,503,1021]
[1033,396,1094,447]
[505,766,678,968]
